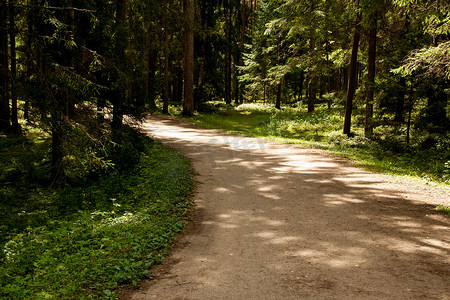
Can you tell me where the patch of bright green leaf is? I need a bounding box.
[437,206,450,215]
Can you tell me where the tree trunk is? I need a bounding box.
[364,13,377,138]
[51,115,64,185]
[233,59,240,105]
[275,81,282,109]
[394,77,406,122]
[224,3,232,105]
[9,0,19,133]
[112,0,127,130]
[343,0,361,136]
[239,0,246,104]
[24,8,33,122]
[308,21,316,113]
[67,7,75,117]
[183,0,194,116]
[177,68,183,102]
[406,76,414,144]
[163,25,169,114]
[0,0,10,133]
[298,71,304,101]
[146,46,157,110]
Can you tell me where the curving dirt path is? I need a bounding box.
[122,115,449,300]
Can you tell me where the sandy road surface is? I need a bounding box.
[122,115,449,300]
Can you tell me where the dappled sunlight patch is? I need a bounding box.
[380,234,449,257]
[423,238,449,249]
[286,245,368,269]
[201,220,238,229]
[264,193,282,200]
[257,185,275,192]
[270,236,300,245]
[323,195,366,206]
[393,220,423,228]
[214,187,232,193]
[253,231,301,245]
[236,161,268,169]
[218,214,231,219]
[255,231,276,239]
[265,220,285,226]
[92,212,141,230]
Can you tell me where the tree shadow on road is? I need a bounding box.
[132,116,449,300]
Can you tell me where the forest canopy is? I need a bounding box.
[0,0,448,185]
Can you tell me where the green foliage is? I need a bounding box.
[0,129,194,299]
[437,206,450,215]
[190,103,450,184]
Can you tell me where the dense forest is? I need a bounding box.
[1,0,449,181]
[0,0,449,298]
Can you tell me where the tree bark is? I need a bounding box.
[163,24,170,114]
[112,0,127,130]
[364,12,377,138]
[307,10,316,113]
[0,0,10,133]
[9,0,19,133]
[275,81,282,109]
[298,70,304,101]
[24,6,34,122]
[238,0,246,104]
[51,115,64,185]
[233,59,240,105]
[146,41,157,110]
[224,2,232,105]
[343,0,361,136]
[394,77,406,123]
[183,0,194,116]
[406,76,414,144]
[67,7,75,117]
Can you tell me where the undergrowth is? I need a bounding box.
[185,102,449,185]
[0,127,194,299]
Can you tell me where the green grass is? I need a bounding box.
[437,206,450,215]
[0,129,194,299]
[180,102,449,185]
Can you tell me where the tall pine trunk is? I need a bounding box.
[146,46,157,109]
[183,0,194,116]
[9,0,19,133]
[163,23,169,114]
[224,2,232,105]
[275,81,282,109]
[308,0,318,113]
[364,13,377,138]
[394,77,406,123]
[238,0,246,104]
[307,9,316,113]
[112,0,127,130]
[0,0,10,133]
[51,114,64,185]
[343,0,361,136]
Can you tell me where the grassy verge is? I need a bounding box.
[0,128,194,299]
[176,102,449,185]
[437,206,450,215]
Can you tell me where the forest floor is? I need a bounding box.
[121,115,449,300]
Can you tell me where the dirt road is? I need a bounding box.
[123,115,449,300]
